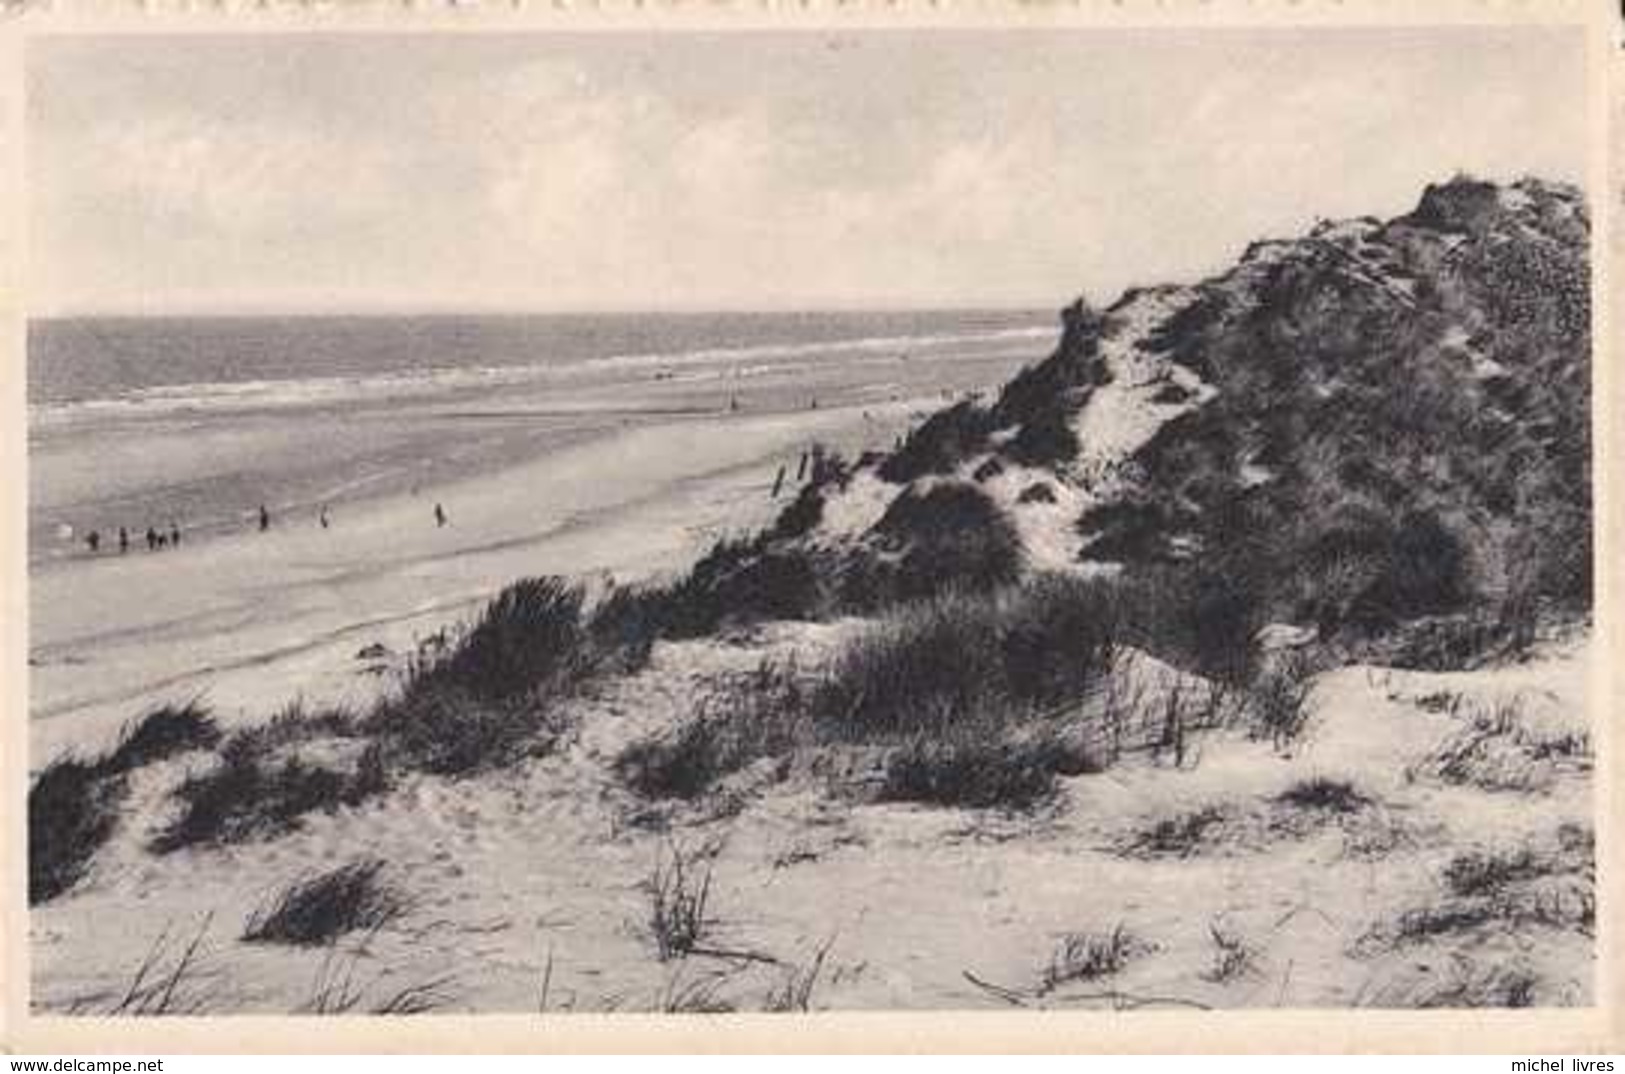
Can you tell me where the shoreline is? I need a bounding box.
[27,394,934,765]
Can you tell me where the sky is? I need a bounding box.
[28,27,1588,315]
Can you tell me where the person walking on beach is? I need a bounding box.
[145,526,158,551]
[319,505,330,529]
[258,504,271,532]
[170,522,181,548]
[118,527,129,554]
[85,530,100,554]
[434,503,447,528]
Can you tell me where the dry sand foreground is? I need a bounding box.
[31,618,1591,1012]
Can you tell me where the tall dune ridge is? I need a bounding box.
[30,176,1594,1014]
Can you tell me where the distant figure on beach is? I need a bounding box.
[729,394,740,413]
[319,505,330,529]
[155,532,168,550]
[145,527,158,551]
[434,503,447,528]
[118,527,129,554]
[810,396,819,410]
[771,465,786,498]
[258,504,270,532]
[170,523,181,547]
[85,530,100,554]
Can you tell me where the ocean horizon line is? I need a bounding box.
[30,302,1062,323]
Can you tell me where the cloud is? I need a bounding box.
[27,29,1589,313]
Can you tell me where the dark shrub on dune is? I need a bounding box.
[586,583,669,674]
[108,701,222,771]
[768,482,826,540]
[151,748,353,854]
[616,576,1119,809]
[1113,565,1265,685]
[815,578,1115,742]
[30,700,226,902]
[243,858,404,946]
[879,401,993,483]
[856,483,1024,608]
[150,703,382,853]
[1003,408,1082,467]
[648,538,831,639]
[1300,506,1472,631]
[1077,497,1190,564]
[879,732,1073,810]
[356,576,605,776]
[371,683,564,777]
[28,757,126,904]
[418,577,590,702]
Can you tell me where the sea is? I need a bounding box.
[29,310,1052,416]
[28,310,1056,562]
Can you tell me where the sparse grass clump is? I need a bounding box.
[1040,924,1145,992]
[1246,649,1320,749]
[1407,694,1588,793]
[1117,805,1230,859]
[1442,847,1545,898]
[1202,920,1259,984]
[1411,963,1539,1009]
[243,858,405,946]
[299,943,456,1015]
[1359,956,1541,1009]
[1275,777,1369,815]
[1358,827,1595,957]
[645,845,714,961]
[77,914,218,1016]
[764,939,834,1012]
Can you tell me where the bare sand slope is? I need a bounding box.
[31,624,1590,1013]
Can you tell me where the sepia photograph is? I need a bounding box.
[19,18,1600,1022]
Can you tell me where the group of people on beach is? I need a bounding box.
[82,522,182,555]
[76,500,451,557]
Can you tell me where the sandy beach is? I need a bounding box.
[29,328,1047,762]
